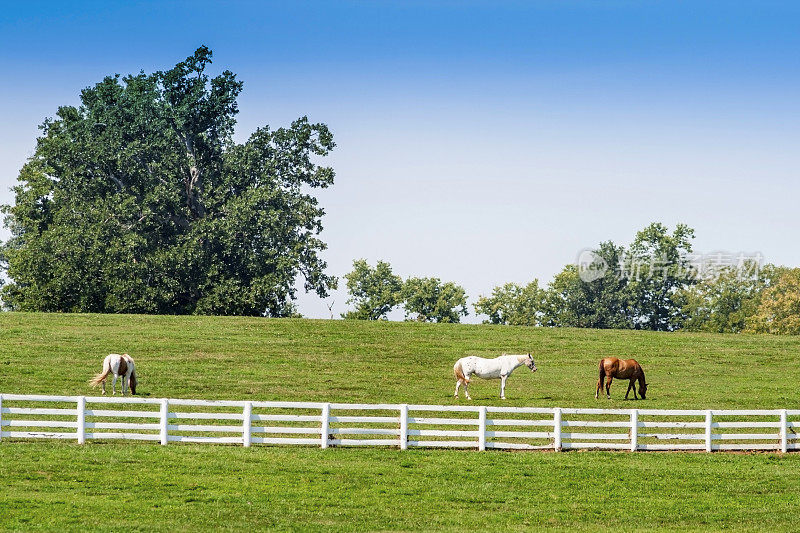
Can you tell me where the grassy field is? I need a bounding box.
[2,444,799,532]
[2,312,800,531]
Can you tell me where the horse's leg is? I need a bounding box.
[500,375,507,400]
[112,374,118,395]
[605,376,613,399]
[632,379,638,400]
[122,375,127,396]
[596,365,605,400]
[625,380,632,399]
[101,379,106,395]
[464,376,471,400]
[454,379,461,398]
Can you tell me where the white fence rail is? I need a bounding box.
[1,394,798,452]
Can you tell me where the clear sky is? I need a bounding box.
[1,1,799,321]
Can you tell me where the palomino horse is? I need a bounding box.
[454,353,537,400]
[595,357,646,400]
[89,353,138,395]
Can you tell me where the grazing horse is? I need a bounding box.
[89,353,138,395]
[595,357,646,400]
[453,353,537,400]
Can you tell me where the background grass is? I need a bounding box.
[2,312,798,407]
[2,312,800,531]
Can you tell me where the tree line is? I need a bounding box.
[0,48,797,334]
[343,222,800,335]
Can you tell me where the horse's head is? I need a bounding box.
[525,353,537,372]
[639,382,647,399]
[129,372,138,395]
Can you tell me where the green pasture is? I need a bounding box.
[1,312,798,407]
[1,444,799,532]
[1,313,800,531]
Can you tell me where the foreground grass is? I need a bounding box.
[2,443,799,532]
[2,313,800,531]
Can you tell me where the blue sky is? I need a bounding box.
[1,1,799,320]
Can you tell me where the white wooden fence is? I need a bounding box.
[1,394,798,452]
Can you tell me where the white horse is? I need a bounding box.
[89,353,138,395]
[453,353,536,400]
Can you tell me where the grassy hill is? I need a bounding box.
[1,312,798,407]
[2,313,800,531]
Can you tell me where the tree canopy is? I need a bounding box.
[473,280,546,326]
[342,259,403,320]
[745,267,800,335]
[401,277,468,323]
[544,241,633,329]
[1,47,336,316]
[624,223,695,331]
[680,261,774,333]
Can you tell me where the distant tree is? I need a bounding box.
[401,277,468,323]
[0,47,336,315]
[474,280,546,326]
[624,223,696,331]
[543,241,634,328]
[680,261,774,333]
[342,259,403,320]
[746,267,800,335]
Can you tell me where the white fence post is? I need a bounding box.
[320,403,330,449]
[705,410,713,452]
[399,404,408,450]
[553,407,562,451]
[77,396,86,444]
[780,409,788,453]
[242,402,252,448]
[160,399,169,445]
[478,406,487,451]
[630,409,638,452]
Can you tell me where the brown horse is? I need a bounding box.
[595,358,647,400]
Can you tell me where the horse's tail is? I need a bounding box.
[598,359,606,379]
[129,365,138,394]
[454,360,468,383]
[89,357,111,387]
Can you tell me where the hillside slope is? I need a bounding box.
[1,312,797,408]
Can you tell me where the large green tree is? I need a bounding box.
[624,223,695,331]
[680,262,776,333]
[342,259,403,320]
[745,267,800,335]
[543,241,634,329]
[474,280,546,326]
[401,277,468,323]
[1,47,336,316]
